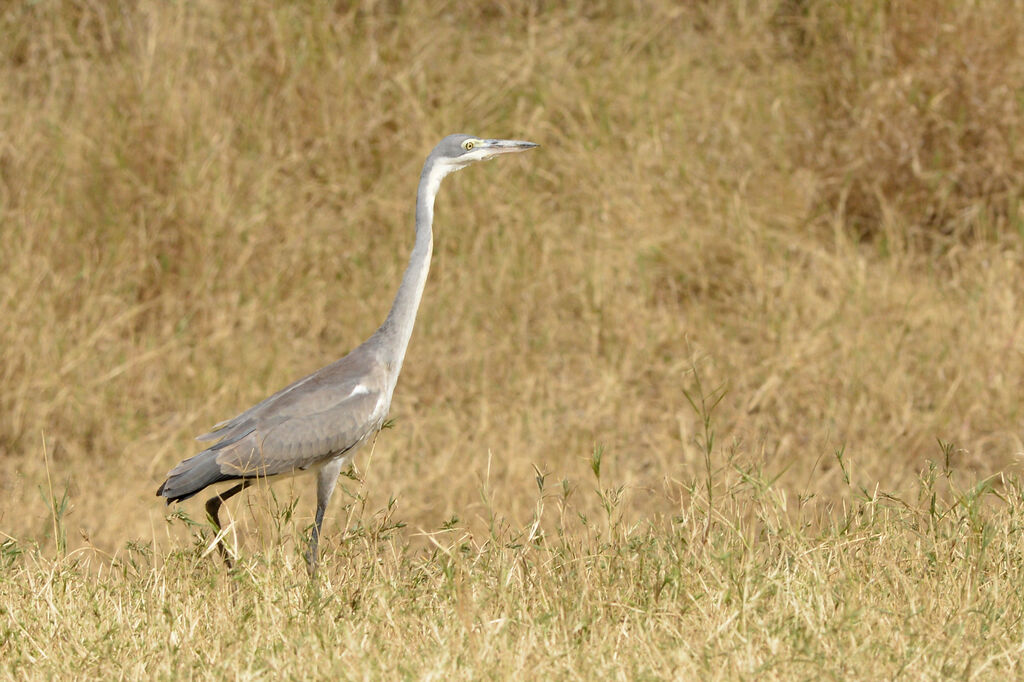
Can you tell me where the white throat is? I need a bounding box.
[421,160,466,223]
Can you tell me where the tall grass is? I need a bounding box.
[779,0,1024,246]
[2,0,1023,677]
[4,426,1023,678]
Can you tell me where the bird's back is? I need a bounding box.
[159,343,391,500]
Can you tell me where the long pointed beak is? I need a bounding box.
[480,139,540,156]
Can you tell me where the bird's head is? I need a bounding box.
[428,134,539,173]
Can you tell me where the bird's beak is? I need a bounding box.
[480,139,540,157]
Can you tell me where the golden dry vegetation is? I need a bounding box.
[2,0,1024,678]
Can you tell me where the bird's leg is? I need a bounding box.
[307,458,345,578]
[307,501,328,579]
[204,480,252,568]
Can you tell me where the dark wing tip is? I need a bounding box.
[155,450,237,503]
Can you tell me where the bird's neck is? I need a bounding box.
[376,159,447,382]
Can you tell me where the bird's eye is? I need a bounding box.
[463,140,475,151]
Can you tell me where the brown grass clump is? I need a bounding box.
[780,0,1024,246]
[2,1,1024,677]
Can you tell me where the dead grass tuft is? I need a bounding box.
[779,0,1024,246]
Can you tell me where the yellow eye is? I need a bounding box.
[463,140,475,151]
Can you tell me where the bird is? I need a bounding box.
[157,134,538,575]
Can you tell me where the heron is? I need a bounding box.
[157,134,538,575]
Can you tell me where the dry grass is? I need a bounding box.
[6,452,1024,679]
[781,0,1024,245]
[2,0,1024,678]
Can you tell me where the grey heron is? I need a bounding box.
[157,134,538,575]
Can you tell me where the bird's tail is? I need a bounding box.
[156,450,235,503]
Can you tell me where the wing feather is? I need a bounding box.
[213,389,384,477]
[196,346,388,441]
[186,344,390,479]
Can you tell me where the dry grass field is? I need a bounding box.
[3,0,1024,678]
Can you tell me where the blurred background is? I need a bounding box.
[1,0,1022,556]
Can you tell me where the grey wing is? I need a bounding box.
[195,347,384,446]
[195,369,326,443]
[212,388,386,477]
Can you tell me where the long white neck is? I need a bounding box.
[374,158,452,385]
